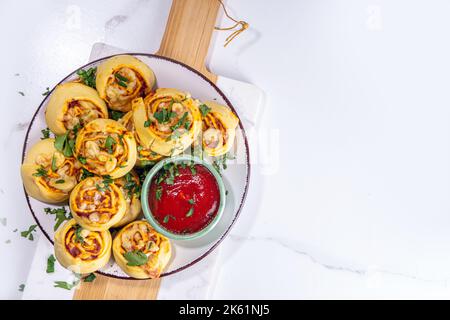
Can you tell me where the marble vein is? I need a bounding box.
[228,233,449,284]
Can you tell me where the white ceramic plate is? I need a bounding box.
[22,54,250,279]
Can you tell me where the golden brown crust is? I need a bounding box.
[69,177,127,231]
[112,220,171,279]
[54,219,112,273]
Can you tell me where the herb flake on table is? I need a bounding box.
[18,284,25,292]
[76,67,97,88]
[124,250,148,266]
[42,87,50,96]
[18,91,25,96]
[83,273,96,283]
[46,254,56,273]
[44,207,71,231]
[21,224,37,241]
[54,280,79,290]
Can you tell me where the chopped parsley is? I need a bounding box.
[123,173,141,198]
[54,131,75,157]
[74,224,85,244]
[144,119,152,127]
[80,168,94,180]
[104,136,116,154]
[199,104,211,117]
[18,284,25,292]
[40,128,51,139]
[109,109,125,121]
[55,179,65,184]
[163,215,176,224]
[51,155,58,172]
[46,254,56,273]
[83,273,96,283]
[32,166,48,178]
[42,87,50,96]
[123,250,148,266]
[20,224,37,241]
[18,91,25,96]
[186,207,194,217]
[78,156,87,164]
[76,67,97,88]
[171,112,188,131]
[154,107,176,124]
[44,207,71,231]
[188,199,195,205]
[155,186,163,201]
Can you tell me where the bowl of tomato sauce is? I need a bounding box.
[141,155,226,240]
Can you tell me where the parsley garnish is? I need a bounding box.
[155,186,163,201]
[199,104,211,117]
[123,250,148,266]
[78,156,87,164]
[74,224,85,244]
[144,119,151,127]
[188,199,195,205]
[46,254,56,273]
[96,175,113,192]
[18,284,25,292]
[18,91,25,96]
[76,67,96,88]
[32,166,48,178]
[171,112,188,131]
[163,215,176,224]
[109,109,125,121]
[54,131,75,157]
[54,280,79,290]
[20,224,37,241]
[44,207,71,231]
[41,128,50,139]
[42,87,50,96]
[55,179,65,184]
[114,73,129,88]
[154,107,176,124]
[80,168,94,180]
[51,155,58,172]
[105,136,116,154]
[186,207,194,217]
[123,173,141,198]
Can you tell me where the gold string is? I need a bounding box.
[215,0,249,47]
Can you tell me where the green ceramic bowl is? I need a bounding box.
[141,155,226,240]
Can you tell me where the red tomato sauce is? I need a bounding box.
[148,163,220,234]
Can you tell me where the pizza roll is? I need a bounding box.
[201,101,239,157]
[132,89,202,156]
[111,171,142,228]
[54,219,112,274]
[74,119,137,178]
[113,220,171,279]
[45,82,108,135]
[69,176,126,231]
[21,139,80,203]
[96,55,156,112]
[118,111,163,166]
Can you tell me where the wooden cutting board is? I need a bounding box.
[73,0,220,300]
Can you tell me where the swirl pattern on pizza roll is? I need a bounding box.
[113,220,171,279]
[111,171,142,228]
[118,111,163,166]
[200,101,239,157]
[54,219,112,273]
[21,139,80,203]
[69,176,126,231]
[45,82,108,135]
[132,89,202,156]
[96,55,156,112]
[74,119,137,178]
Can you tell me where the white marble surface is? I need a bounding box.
[3,0,450,299]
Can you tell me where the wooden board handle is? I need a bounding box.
[156,0,220,82]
